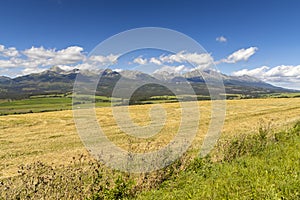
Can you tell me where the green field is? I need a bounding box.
[0,94,193,115]
[0,97,72,115]
[1,92,300,116]
[0,95,114,115]
[263,92,300,98]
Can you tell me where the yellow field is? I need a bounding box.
[1,98,300,178]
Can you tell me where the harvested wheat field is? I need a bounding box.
[1,98,300,178]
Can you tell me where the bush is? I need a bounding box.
[0,155,135,200]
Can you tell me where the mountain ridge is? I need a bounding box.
[0,66,295,99]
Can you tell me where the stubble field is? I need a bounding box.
[1,98,300,179]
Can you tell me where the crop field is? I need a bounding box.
[0,95,114,115]
[0,94,183,116]
[0,97,72,115]
[1,98,300,179]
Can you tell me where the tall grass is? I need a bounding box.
[137,122,300,199]
[1,122,299,199]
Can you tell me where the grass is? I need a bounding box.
[1,98,300,178]
[0,116,299,199]
[0,98,300,199]
[0,95,119,115]
[136,123,300,199]
[1,92,300,115]
[263,92,300,98]
[0,97,72,115]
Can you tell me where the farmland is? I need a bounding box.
[0,98,300,198]
[1,92,300,116]
[1,98,300,177]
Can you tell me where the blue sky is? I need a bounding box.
[1,0,300,89]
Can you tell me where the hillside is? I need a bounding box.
[0,67,295,99]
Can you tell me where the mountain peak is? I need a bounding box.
[231,74,263,83]
[0,76,12,84]
[49,66,65,73]
[119,70,157,81]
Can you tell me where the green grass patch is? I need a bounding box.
[264,92,300,98]
[0,94,120,115]
[136,123,300,199]
[0,97,72,115]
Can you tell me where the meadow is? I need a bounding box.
[136,122,300,199]
[0,94,179,115]
[0,98,300,199]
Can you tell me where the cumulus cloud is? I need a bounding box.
[133,57,147,65]
[54,65,76,71]
[65,54,120,72]
[22,67,46,75]
[130,51,215,75]
[158,51,214,69]
[265,65,300,78]
[0,45,19,57]
[23,46,56,59]
[216,36,227,43]
[232,66,269,77]
[52,46,85,64]
[87,54,119,66]
[232,65,300,89]
[132,51,214,70]
[0,44,121,76]
[153,65,189,74]
[113,68,123,72]
[0,59,18,68]
[23,46,85,66]
[149,57,162,65]
[219,47,258,64]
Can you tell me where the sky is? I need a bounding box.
[0,0,300,89]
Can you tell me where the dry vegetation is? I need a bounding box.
[1,98,300,179]
[0,98,300,199]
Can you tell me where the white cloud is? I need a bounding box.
[22,67,46,75]
[55,65,76,71]
[53,46,85,64]
[153,65,190,75]
[232,66,269,77]
[219,47,258,64]
[149,57,162,65]
[216,36,227,43]
[265,65,300,77]
[232,65,300,89]
[130,52,214,72]
[159,51,214,69]
[0,45,19,57]
[133,57,147,65]
[72,63,95,71]
[23,46,85,66]
[87,54,119,65]
[0,44,121,76]
[113,68,123,72]
[4,47,19,57]
[23,46,55,59]
[0,59,17,68]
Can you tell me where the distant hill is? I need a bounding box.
[0,66,295,99]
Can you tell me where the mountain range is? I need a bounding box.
[0,66,294,99]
